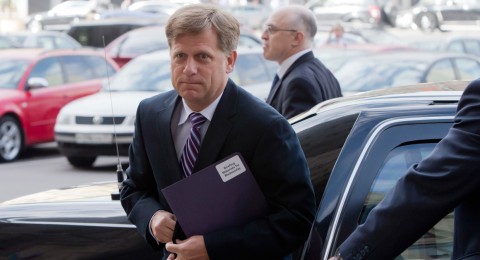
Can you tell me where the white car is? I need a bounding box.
[54,47,277,168]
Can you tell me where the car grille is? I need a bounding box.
[75,116,126,125]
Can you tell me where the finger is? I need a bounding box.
[165,242,178,253]
[167,253,176,260]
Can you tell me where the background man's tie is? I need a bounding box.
[181,112,207,177]
[271,74,279,89]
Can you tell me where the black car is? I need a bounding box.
[0,80,468,259]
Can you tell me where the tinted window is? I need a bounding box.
[29,57,64,86]
[360,143,454,259]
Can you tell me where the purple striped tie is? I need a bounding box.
[181,112,207,177]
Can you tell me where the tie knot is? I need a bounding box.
[190,112,207,128]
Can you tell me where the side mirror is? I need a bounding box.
[26,77,49,91]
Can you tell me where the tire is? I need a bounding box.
[0,116,24,162]
[67,156,97,168]
[416,12,437,32]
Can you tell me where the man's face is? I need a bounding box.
[170,28,236,111]
[261,11,297,64]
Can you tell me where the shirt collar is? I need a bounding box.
[277,49,311,79]
[178,92,223,126]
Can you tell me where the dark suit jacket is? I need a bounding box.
[120,80,316,260]
[266,51,342,119]
[339,78,480,259]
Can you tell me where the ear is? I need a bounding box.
[226,50,237,73]
[292,31,305,47]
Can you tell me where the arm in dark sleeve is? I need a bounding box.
[120,101,165,249]
[339,79,480,259]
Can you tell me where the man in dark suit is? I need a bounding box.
[262,5,342,119]
[120,4,316,260]
[330,78,480,259]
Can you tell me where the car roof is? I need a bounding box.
[290,80,468,125]
[0,48,103,59]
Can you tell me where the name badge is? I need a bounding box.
[216,155,246,182]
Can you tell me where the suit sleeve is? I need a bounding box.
[339,78,480,259]
[120,101,165,249]
[204,116,316,259]
[282,77,323,119]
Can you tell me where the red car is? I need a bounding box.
[0,48,119,162]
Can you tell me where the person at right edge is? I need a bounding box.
[329,78,480,259]
[262,5,342,119]
[120,3,316,260]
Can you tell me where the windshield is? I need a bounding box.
[108,57,173,92]
[0,59,28,89]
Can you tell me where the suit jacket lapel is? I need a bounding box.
[266,51,315,104]
[194,80,236,171]
[155,93,184,182]
[266,75,281,104]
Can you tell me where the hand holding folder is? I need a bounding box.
[161,153,268,237]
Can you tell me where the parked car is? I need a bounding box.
[290,80,467,259]
[67,18,163,48]
[54,47,277,168]
[105,25,262,68]
[0,35,18,49]
[226,3,271,30]
[0,80,468,258]
[409,34,480,57]
[309,0,384,28]
[4,31,82,49]
[395,0,480,31]
[127,0,182,15]
[314,43,414,72]
[334,50,480,95]
[25,0,100,32]
[315,26,403,47]
[0,48,119,162]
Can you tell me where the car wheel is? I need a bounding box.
[416,12,437,32]
[67,156,97,168]
[0,116,24,162]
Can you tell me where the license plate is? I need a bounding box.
[75,134,113,144]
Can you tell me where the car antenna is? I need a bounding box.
[102,35,124,200]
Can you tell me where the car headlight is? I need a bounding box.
[56,113,74,125]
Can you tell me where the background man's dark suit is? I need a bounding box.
[121,80,316,259]
[338,78,480,259]
[266,51,342,119]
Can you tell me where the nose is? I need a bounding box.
[261,30,269,41]
[183,57,197,75]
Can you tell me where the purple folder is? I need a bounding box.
[161,152,268,237]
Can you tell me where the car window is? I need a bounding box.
[234,53,271,85]
[360,142,454,259]
[29,57,64,86]
[463,40,480,56]
[54,36,78,49]
[61,55,94,83]
[446,40,464,54]
[426,59,455,82]
[454,58,480,80]
[0,59,28,89]
[37,36,56,49]
[82,55,117,78]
